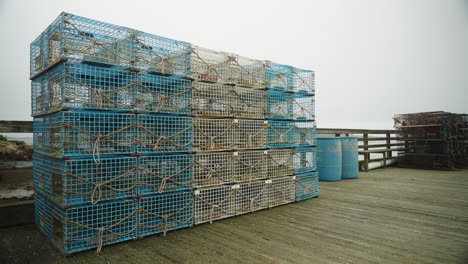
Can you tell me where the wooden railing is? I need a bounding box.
[318,128,402,171]
[0,121,400,171]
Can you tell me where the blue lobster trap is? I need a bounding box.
[134,72,191,115]
[295,171,319,201]
[264,61,315,95]
[33,153,138,206]
[33,111,135,159]
[293,147,317,174]
[265,61,294,92]
[30,12,191,78]
[138,191,193,238]
[136,114,192,154]
[138,154,193,195]
[267,121,295,148]
[35,192,137,254]
[294,121,317,147]
[266,90,293,120]
[292,94,315,121]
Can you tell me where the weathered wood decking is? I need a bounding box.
[1,167,467,264]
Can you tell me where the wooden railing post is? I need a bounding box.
[363,133,369,171]
[385,132,391,167]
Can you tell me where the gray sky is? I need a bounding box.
[0,0,467,129]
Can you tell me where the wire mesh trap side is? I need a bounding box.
[193,118,235,152]
[264,149,294,178]
[136,114,192,154]
[194,185,236,224]
[294,121,317,147]
[193,152,232,187]
[137,191,193,238]
[233,119,268,150]
[264,61,314,95]
[233,87,266,119]
[266,90,294,120]
[291,68,315,95]
[33,111,135,158]
[264,61,293,92]
[267,121,295,148]
[268,176,296,207]
[191,82,235,118]
[31,62,192,115]
[30,12,191,78]
[293,147,317,174]
[189,46,265,88]
[230,150,267,182]
[33,154,138,206]
[235,180,269,215]
[35,192,137,254]
[138,154,193,195]
[295,172,319,201]
[292,95,315,121]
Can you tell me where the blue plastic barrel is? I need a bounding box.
[341,137,359,179]
[317,137,342,181]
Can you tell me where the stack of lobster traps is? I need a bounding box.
[191,51,318,225]
[30,12,318,254]
[394,111,468,170]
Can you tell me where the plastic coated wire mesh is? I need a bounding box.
[268,176,296,207]
[194,185,235,224]
[234,119,268,150]
[30,12,191,78]
[35,192,137,254]
[33,111,135,158]
[193,118,267,152]
[292,95,315,121]
[265,149,294,178]
[193,149,294,188]
[190,82,267,119]
[233,87,266,119]
[189,46,265,88]
[230,151,266,182]
[31,62,192,115]
[137,191,193,237]
[267,121,295,148]
[138,154,193,195]
[33,154,137,206]
[191,82,235,118]
[293,147,317,174]
[193,152,231,187]
[266,90,293,120]
[295,172,319,201]
[264,61,314,95]
[235,180,269,215]
[136,114,192,154]
[294,121,317,147]
[193,118,235,152]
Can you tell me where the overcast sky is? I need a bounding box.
[0,0,466,129]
